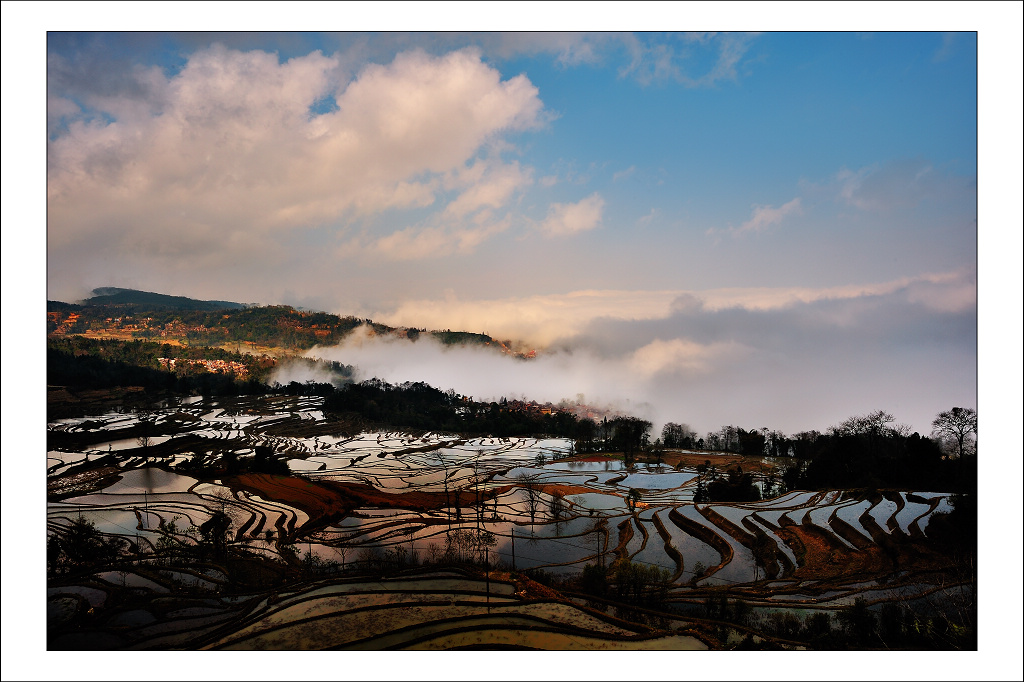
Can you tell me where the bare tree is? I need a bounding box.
[662,422,695,448]
[831,410,898,459]
[626,488,642,513]
[548,490,566,522]
[473,450,486,531]
[474,529,497,564]
[516,473,541,527]
[435,450,454,530]
[651,438,665,468]
[932,407,978,461]
[136,408,155,451]
[589,518,606,566]
[831,410,897,438]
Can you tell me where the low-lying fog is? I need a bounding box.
[279,276,975,437]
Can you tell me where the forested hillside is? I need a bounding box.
[46,289,496,351]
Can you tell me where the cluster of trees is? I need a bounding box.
[47,518,128,576]
[574,559,673,610]
[660,421,791,458]
[572,416,653,464]
[781,410,975,492]
[693,463,761,503]
[48,340,264,399]
[324,378,582,437]
[47,338,354,403]
[48,336,276,382]
[658,409,977,494]
[430,330,495,346]
[702,594,973,650]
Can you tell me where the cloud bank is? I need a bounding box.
[364,269,976,347]
[311,270,976,436]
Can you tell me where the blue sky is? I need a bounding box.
[42,30,978,305]
[10,8,1019,443]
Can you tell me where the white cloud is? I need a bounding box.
[636,208,659,227]
[618,32,758,87]
[704,196,801,238]
[612,165,636,181]
[480,32,608,67]
[683,268,977,313]
[312,267,976,437]
[629,338,746,376]
[737,197,802,234]
[47,46,544,269]
[340,216,511,261]
[365,289,682,345]
[304,325,652,419]
[362,268,976,348]
[537,193,604,236]
[336,157,533,261]
[443,160,532,219]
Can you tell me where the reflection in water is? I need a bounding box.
[47,395,959,611]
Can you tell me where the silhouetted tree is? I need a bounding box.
[661,422,694,448]
[626,488,642,513]
[931,407,977,462]
[517,473,542,527]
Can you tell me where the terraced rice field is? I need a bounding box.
[47,395,963,649]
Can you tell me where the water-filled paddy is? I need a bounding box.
[617,471,696,490]
[568,491,628,513]
[545,459,625,472]
[868,498,899,531]
[101,468,198,494]
[47,392,961,634]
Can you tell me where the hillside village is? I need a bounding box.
[46,302,539,361]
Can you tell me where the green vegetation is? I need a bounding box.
[47,290,500,351]
[694,463,761,503]
[324,378,581,437]
[47,518,127,576]
[429,329,493,346]
[784,412,968,493]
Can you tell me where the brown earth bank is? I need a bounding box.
[585,450,775,474]
[47,466,122,498]
[227,473,515,533]
[662,450,774,473]
[539,483,607,498]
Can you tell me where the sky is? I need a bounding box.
[15,9,1023,439]
[5,3,1024,678]
[36,25,996,437]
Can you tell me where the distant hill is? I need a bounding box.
[47,287,522,356]
[82,288,246,311]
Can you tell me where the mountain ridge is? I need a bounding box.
[46,287,525,356]
[81,287,247,311]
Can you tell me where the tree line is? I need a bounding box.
[660,409,976,494]
[48,338,976,493]
[46,337,350,400]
